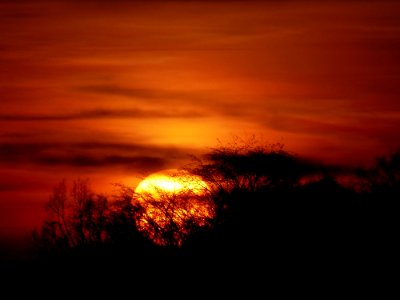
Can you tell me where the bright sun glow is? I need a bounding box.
[134,169,214,246]
[135,171,207,196]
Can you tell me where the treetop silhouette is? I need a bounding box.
[31,140,400,274]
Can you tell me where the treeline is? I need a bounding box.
[31,141,400,276]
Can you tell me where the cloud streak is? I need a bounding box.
[0,108,205,121]
[0,142,195,171]
[77,85,164,100]
[76,84,218,106]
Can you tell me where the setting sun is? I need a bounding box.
[1,0,400,278]
[133,169,214,246]
[135,169,208,196]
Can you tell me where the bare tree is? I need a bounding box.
[33,178,110,254]
[357,149,400,195]
[132,174,214,247]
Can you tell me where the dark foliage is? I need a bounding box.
[24,142,400,285]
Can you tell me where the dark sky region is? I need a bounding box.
[1,0,400,242]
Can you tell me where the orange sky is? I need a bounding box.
[1,0,400,240]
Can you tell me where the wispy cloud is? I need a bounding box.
[0,108,205,121]
[77,84,252,118]
[36,155,167,170]
[76,84,216,105]
[0,142,194,171]
[77,85,163,100]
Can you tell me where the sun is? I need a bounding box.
[133,169,214,246]
[135,169,207,196]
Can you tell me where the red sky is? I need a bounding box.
[1,0,400,240]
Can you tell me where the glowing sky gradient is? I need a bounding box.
[1,0,400,240]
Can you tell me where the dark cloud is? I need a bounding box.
[77,86,162,100]
[37,155,166,170]
[0,132,38,139]
[0,142,194,171]
[77,84,248,118]
[0,108,205,121]
[263,114,400,141]
[76,85,214,105]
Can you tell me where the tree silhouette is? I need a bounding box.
[358,149,400,196]
[356,149,400,257]
[30,140,400,277]
[32,179,110,261]
[132,171,215,247]
[180,139,332,263]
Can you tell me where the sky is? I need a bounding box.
[1,0,400,243]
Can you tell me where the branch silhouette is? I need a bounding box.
[31,140,400,277]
